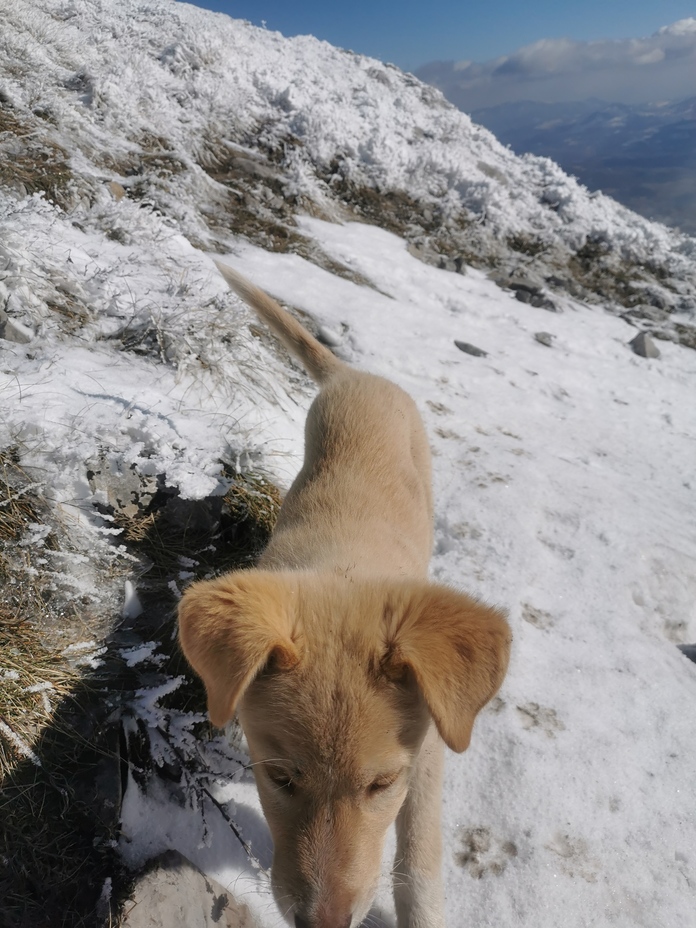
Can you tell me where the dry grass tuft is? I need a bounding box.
[0,445,116,927]
[0,446,128,926]
[223,471,281,548]
[0,610,78,779]
[0,449,61,633]
[0,102,73,209]
[0,437,282,926]
[0,447,49,543]
[104,467,281,589]
[0,662,124,928]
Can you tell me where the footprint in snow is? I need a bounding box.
[521,603,555,630]
[545,832,599,883]
[537,534,576,560]
[426,400,453,415]
[516,702,565,738]
[456,826,518,878]
[486,696,506,714]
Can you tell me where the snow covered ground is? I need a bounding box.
[1,1,695,926]
[3,187,695,926]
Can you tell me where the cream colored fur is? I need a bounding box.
[178,263,511,928]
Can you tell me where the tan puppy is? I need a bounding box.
[178,263,511,928]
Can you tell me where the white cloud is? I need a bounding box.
[416,19,696,110]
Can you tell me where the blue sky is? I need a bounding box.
[186,0,696,71]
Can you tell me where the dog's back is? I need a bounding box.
[216,261,433,578]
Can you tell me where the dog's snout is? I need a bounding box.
[294,912,352,928]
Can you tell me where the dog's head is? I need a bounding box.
[179,570,510,928]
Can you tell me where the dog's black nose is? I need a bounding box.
[295,918,308,928]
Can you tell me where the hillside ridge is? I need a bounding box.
[1,0,695,349]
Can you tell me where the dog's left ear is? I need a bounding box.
[382,584,511,752]
[178,570,300,727]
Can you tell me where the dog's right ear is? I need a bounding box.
[178,571,300,727]
[381,583,511,753]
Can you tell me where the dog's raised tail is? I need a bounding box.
[215,261,346,384]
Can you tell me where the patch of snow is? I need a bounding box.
[121,580,143,620]
[119,642,161,667]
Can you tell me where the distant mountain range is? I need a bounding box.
[467,97,696,235]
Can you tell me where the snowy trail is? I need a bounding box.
[139,218,696,927]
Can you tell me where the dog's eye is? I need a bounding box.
[367,774,398,796]
[267,767,297,795]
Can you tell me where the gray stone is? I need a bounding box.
[86,459,159,518]
[623,304,669,324]
[507,279,542,295]
[678,644,696,664]
[534,332,554,347]
[406,243,439,267]
[477,160,508,184]
[646,290,668,310]
[367,67,392,87]
[316,324,343,347]
[547,275,584,299]
[438,256,457,273]
[529,293,559,312]
[497,278,558,311]
[629,332,660,359]
[454,340,488,358]
[0,309,33,343]
[121,851,257,927]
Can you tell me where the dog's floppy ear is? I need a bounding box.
[382,584,511,752]
[178,570,300,727]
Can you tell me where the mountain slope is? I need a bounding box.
[1,0,695,347]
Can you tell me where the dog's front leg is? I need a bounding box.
[394,723,446,928]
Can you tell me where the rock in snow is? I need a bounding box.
[678,643,696,664]
[629,331,661,358]
[0,308,33,343]
[454,340,488,357]
[534,332,555,347]
[121,852,256,928]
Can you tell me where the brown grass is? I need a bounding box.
[0,446,114,928]
[108,468,280,585]
[0,446,283,927]
[0,610,78,779]
[0,102,73,209]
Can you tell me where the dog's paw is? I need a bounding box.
[456,826,518,878]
